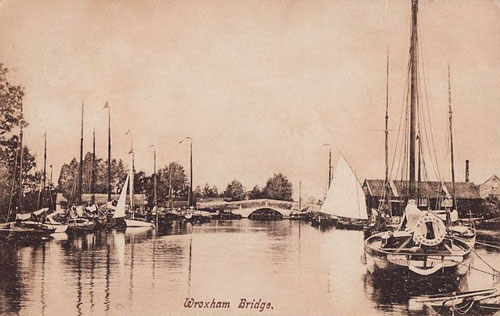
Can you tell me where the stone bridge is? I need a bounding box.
[231,204,294,218]
[198,198,321,217]
[198,199,298,218]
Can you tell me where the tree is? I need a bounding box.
[193,185,202,199]
[223,180,245,201]
[249,185,263,199]
[57,155,129,201]
[157,162,189,205]
[263,173,293,201]
[0,64,24,139]
[202,183,219,198]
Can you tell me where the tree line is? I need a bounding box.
[57,151,294,205]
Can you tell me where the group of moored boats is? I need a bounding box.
[308,0,500,313]
[0,173,218,244]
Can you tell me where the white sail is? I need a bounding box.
[320,155,368,220]
[113,175,129,219]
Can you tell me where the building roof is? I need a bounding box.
[480,175,500,186]
[363,179,481,200]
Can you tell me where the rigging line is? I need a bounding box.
[471,247,500,274]
[389,66,409,183]
[415,39,438,185]
[389,24,413,182]
[474,240,500,250]
[418,19,442,182]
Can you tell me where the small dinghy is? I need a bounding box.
[410,288,500,316]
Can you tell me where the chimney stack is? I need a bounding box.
[465,160,470,182]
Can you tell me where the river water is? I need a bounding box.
[0,220,498,316]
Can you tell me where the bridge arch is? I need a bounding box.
[232,206,293,218]
[247,207,285,219]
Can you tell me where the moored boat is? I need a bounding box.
[365,201,473,277]
[318,155,368,230]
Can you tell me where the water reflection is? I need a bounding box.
[0,220,497,316]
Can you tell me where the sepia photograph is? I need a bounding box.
[0,0,500,315]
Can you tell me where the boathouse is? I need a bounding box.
[479,175,500,199]
[362,179,482,218]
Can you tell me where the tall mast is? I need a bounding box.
[384,49,392,216]
[91,127,96,205]
[328,147,332,189]
[189,141,193,207]
[448,65,456,210]
[43,132,47,195]
[18,106,24,212]
[104,102,112,202]
[153,146,157,206]
[77,101,84,205]
[385,50,389,186]
[128,131,134,218]
[408,0,419,198]
[38,133,47,209]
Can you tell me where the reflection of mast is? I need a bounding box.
[76,251,82,316]
[41,245,46,316]
[90,234,95,312]
[188,237,192,296]
[129,234,135,302]
[104,244,111,314]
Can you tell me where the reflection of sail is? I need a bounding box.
[114,231,126,266]
[320,156,368,220]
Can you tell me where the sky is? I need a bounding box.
[0,0,499,200]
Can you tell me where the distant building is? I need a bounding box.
[363,179,482,218]
[479,175,500,199]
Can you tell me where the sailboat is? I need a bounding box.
[364,0,472,278]
[319,155,368,230]
[113,175,154,228]
[1,125,55,242]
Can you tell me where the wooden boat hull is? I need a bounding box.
[0,223,55,242]
[335,217,367,231]
[67,220,97,233]
[43,223,68,233]
[364,232,472,277]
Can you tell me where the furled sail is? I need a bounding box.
[320,155,368,220]
[113,175,129,219]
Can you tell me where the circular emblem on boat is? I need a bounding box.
[412,213,446,246]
